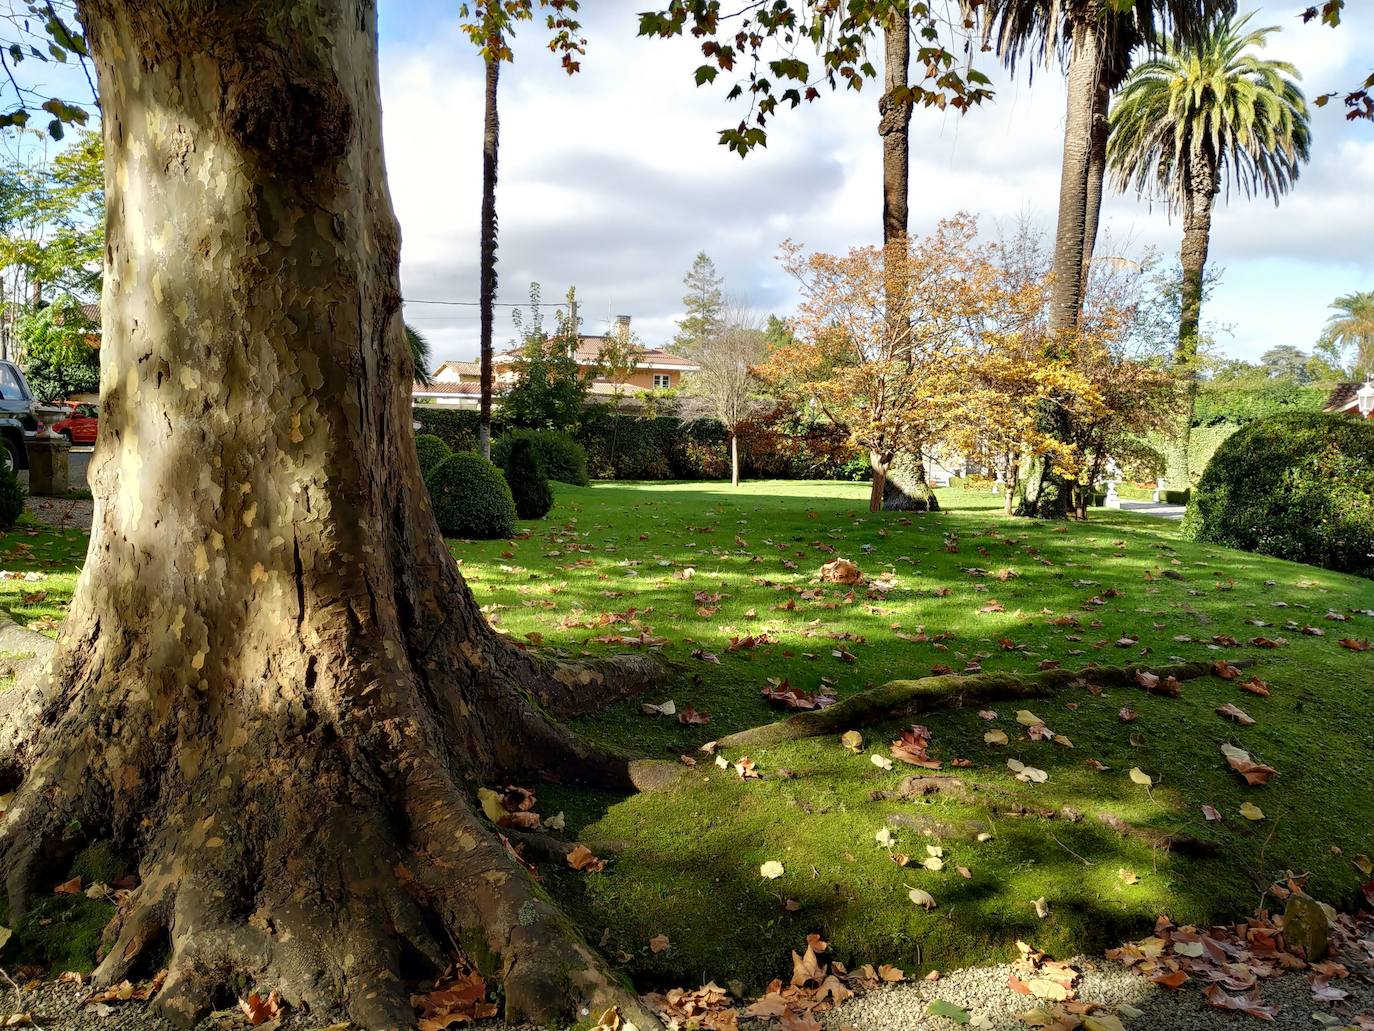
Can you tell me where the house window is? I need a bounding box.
[652,373,672,389]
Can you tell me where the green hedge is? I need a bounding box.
[492,429,589,486]
[1184,413,1374,579]
[502,438,555,520]
[415,434,452,478]
[0,463,24,531]
[412,406,863,482]
[1193,384,1331,426]
[425,452,517,540]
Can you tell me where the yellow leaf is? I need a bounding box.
[907,887,937,909]
[984,729,1009,746]
[1015,710,1043,727]
[1128,767,1152,787]
[1240,802,1265,821]
[477,787,506,823]
[841,730,864,753]
[759,860,785,879]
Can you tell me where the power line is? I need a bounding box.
[403,298,569,308]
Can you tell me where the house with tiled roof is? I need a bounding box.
[1323,381,1374,419]
[413,316,699,408]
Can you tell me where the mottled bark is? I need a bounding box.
[730,432,739,487]
[882,450,939,512]
[0,3,657,1027]
[1167,148,1218,489]
[868,449,889,513]
[478,47,500,460]
[1018,18,1101,520]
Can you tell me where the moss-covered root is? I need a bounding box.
[717,659,1254,750]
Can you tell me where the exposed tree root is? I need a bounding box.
[717,659,1255,750]
[876,775,1218,856]
[532,652,668,719]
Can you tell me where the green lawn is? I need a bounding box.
[1,482,1371,996]
[451,480,1374,993]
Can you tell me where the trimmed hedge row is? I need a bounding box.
[412,406,864,481]
[492,428,589,486]
[1184,413,1374,579]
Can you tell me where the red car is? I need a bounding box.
[50,402,98,445]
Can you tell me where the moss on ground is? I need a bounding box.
[2,483,1370,992]
[454,481,1374,992]
[0,843,131,974]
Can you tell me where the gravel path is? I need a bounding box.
[23,495,94,530]
[11,949,1370,1031]
[815,957,1374,1030]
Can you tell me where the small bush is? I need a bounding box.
[425,453,517,540]
[1185,413,1374,579]
[1162,488,1191,506]
[0,462,25,531]
[492,429,589,486]
[502,438,555,520]
[415,434,452,478]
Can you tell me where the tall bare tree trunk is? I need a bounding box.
[876,11,936,514]
[0,3,657,1027]
[1167,149,1218,489]
[1081,78,1111,282]
[730,432,740,487]
[1018,17,1101,520]
[478,44,500,460]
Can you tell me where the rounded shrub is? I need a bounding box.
[1184,413,1374,578]
[503,438,554,520]
[0,462,24,531]
[425,452,517,540]
[414,433,452,478]
[492,429,589,486]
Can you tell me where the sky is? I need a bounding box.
[376,1,1374,371]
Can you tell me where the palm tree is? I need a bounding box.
[1322,291,1374,376]
[976,0,1231,516]
[1108,11,1310,484]
[478,37,500,459]
[407,323,433,388]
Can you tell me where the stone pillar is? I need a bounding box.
[26,435,69,496]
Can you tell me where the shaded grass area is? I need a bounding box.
[451,480,1374,992]
[0,485,1369,992]
[0,516,87,636]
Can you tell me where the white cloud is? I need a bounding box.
[380,1,1374,367]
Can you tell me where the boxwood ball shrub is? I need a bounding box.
[0,461,25,531]
[1184,413,1374,579]
[425,452,517,540]
[414,433,452,478]
[502,438,555,520]
[492,429,588,486]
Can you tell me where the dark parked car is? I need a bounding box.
[0,360,38,473]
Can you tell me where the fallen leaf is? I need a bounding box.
[1128,767,1152,787]
[648,933,669,954]
[984,729,1009,746]
[908,887,937,910]
[760,860,785,880]
[926,999,970,1024]
[1240,802,1265,821]
[566,845,606,873]
[1216,702,1255,725]
[840,730,863,753]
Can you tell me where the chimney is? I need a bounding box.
[614,315,631,336]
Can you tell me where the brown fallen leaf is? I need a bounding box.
[1203,984,1279,1020]
[1239,676,1271,696]
[1220,743,1278,786]
[566,845,606,873]
[649,933,670,954]
[1338,638,1371,651]
[1215,702,1255,726]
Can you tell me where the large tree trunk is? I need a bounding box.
[1081,76,1111,284]
[478,44,500,460]
[877,11,935,509]
[1018,17,1101,520]
[868,449,890,513]
[0,4,658,1028]
[1166,150,1218,489]
[730,431,740,487]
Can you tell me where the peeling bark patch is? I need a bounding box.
[224,70,352,177]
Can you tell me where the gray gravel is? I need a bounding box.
[812,957,1374,1030]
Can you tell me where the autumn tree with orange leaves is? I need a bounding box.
[761,217,990,512]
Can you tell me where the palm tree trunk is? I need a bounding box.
[1081,77,1111,283]
[1017,18,1101,520]
[1168,152,1218,488]
[478,45,500,460]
